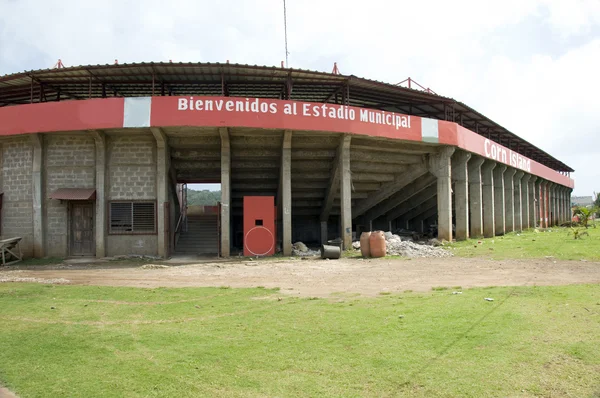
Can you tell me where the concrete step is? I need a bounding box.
[175,216,219,254]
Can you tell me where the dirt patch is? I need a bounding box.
[0,385,17,398]
[2,256,599,297]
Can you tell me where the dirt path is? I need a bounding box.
[2,256,599,297]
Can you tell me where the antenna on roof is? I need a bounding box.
[283,0,290,68]
[396,77,437,95]
[332,62,340,75]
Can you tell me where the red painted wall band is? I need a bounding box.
[0,97,573,188]
[0,98,124,135]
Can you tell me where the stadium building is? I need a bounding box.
[0,62,574,258]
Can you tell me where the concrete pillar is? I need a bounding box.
[220,127,231,257]
[339,135,352,250]
[452,151,471,241]
[548,183,555,226]
[91,131,106,257]
[552,184,557,226]
[521,174,531,230]
[557,187,563,224]
[504,168,516,233]
[320,135,351,244]
[151,128,169,258]
[481,161,496,238]
[282,131,293,256]
[320,221,327,244]
[531,177,539,228]
[493,164,506,236]
[430,147,455,241]
[513,171,524,232]
[557,186,562,225]
[567,188,572,221]
[30,134,44,257]
[547,183,553,226]
[540,181,547,228]
[555,187,560,225]
[468,157,485,238]
[560,187,568,223]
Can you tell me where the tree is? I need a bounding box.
[573,206,598,229]
[186,189,221,206]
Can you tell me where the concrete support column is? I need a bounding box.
[468,157,486,238]
[339,135,352,250]
[504,168,516,233]
[493,164,507,236]
[281,131,293,256]
[540,181,548,228]
[521,174,531,230]
[30,134,44,257]
[563,188,569,223]
[553,186,557,224]
[481,161,496,238]
[452,151,471,241]
[430,147,455,241]
[320,135,350,244]
[556,186,560,225]
[557,187,563,224]
[531,177,539,228]
[151,128,169,258]
[91,131,106,257]
[558,186,563,225]
[513,171,524,232]
[548,183,555,226]
[219,128,231,257]
[567,188,572,221]
[320,221,327,244]
[563,188,568,223]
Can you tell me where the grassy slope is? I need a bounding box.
[0,284,599,397]
[448,226,600,261]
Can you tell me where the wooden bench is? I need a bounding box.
[0,237,23,266]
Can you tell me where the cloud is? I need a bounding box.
[0,0,598,194]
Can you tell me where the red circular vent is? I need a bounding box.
[244,226,274,256]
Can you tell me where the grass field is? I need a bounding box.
[1,283,599,397]
[448,225,600,261]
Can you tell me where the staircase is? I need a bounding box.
[175,215,219,255]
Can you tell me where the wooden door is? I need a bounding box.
[70,202,95,256]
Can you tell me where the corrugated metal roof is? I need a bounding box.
[49,188,96,201]
[0,61,573,172]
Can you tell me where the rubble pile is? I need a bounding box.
[351,232,452,258]
[292,242,320,257]
[386,237,452,258]
[139,264,170,269]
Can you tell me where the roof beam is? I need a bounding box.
[353,163,427,218]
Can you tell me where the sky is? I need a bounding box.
[0,0,598,196]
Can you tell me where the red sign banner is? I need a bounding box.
[151,96,423,142]
[0,96,573,188]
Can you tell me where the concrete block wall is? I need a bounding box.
[1,137,34,257]
[108,136,156,199]
[44,135,96,257]
[106,134,158,256]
